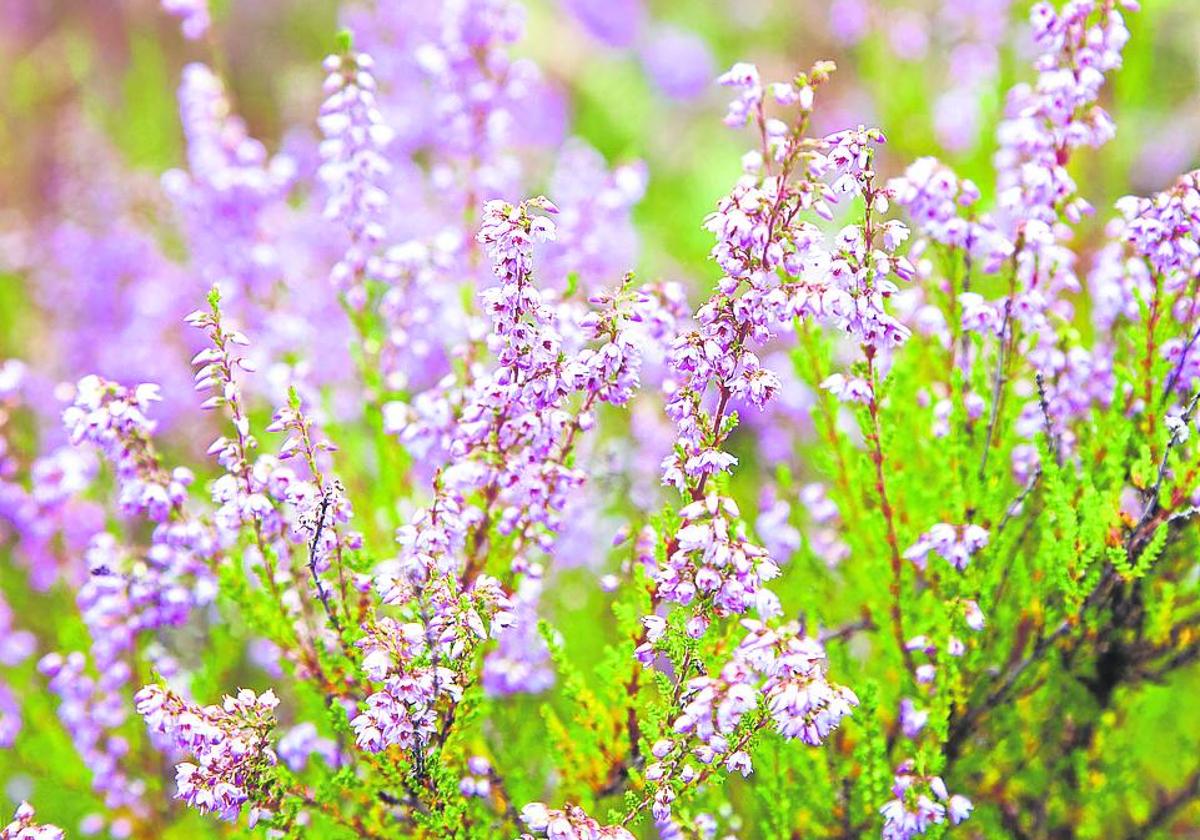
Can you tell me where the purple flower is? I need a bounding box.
[1114,172,1200,296]
[519,802,634,838]
[277,722,340,771]
[716,62,764,128]
[889,157,982,249]
[136,684,280,822]
[539,140,647,293]
[995,1,1130,230]
[829,0,871,45]
[319,45,395,308]
[638,25,716,101]
[165,64,295,301]
[904,523,989,571]
[725,750,753,776]
[821,373,873,404]
[482,575,554,696]
[161,0,210,39]
[1,801,64,840]
[898,698,929,739]
[759,631,858,745]
[668,622,855,760]
[654,494,780,616]
[560,0,645,47]
[756,485,801,561]
[62,377,177,522]
[880,762,972,839]
[662,66,901,494]
[351,670,453,753]
[947,794,974,825]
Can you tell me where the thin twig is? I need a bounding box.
[996,466,1042,538]
[1127,389,1200,554]
[1161,321,1200,404]
[1034,372,1061,466]
[306,484,343,635]
[820,612,878,644]
[979,295,1014,479]
[865,348,916,677]
[979,251,1021,479]
[946,620,1071,763]
[1126,766,1200,840]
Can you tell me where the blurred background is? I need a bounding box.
[3,0,1198,477]
[3,0,1199,288]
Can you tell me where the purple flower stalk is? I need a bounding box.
[320,43,395,308]
[136,684,280,822]
[363,195,658,753]
[995,0,1133,230]
[187,297,282,537]
[643,622,856,822]
[165,64,295,301]
[62,376,179,523]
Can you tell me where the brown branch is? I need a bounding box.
[1126,766,1200,840]
[946,619,1071,764]
[1161,321,1200,404]
[306,484,343,635]
[996,466,1042,538]
[1127,389,1200,556]
[865,348,915,677]
[979,250,1021,479]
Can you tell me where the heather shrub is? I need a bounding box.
[1,1,1199,838]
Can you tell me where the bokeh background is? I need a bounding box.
[4,0,1200,286]
[2,0,1200,834]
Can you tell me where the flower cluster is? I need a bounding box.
[482,573,554,695]
[1114,171,1200,287]
[165,63,296,301]
[888,157,987,253]
[278,722,340,771]
[1,802,63,840]
[40,372,218,824]
[880,762,973,840]
[61,376,179,522]
[458,755,494,799]
[320,43,395,306]
[362,195,657,756]
[268,394,358,572]
[903,523,989,571]
[663,60,913,500]
[0,596,33,747]
[654,494,780,621]
[519,803,634,840]
[187,299,312,577]
[0,362,100,591]
[135,685,280,821]
[996,0,1132,228]
[540,141,648,291]
[640,622,856,825]
[38,649,149,822]
[349,616,462,752]
[386,198,649,583]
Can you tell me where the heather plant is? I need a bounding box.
[1,0,1199,838]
